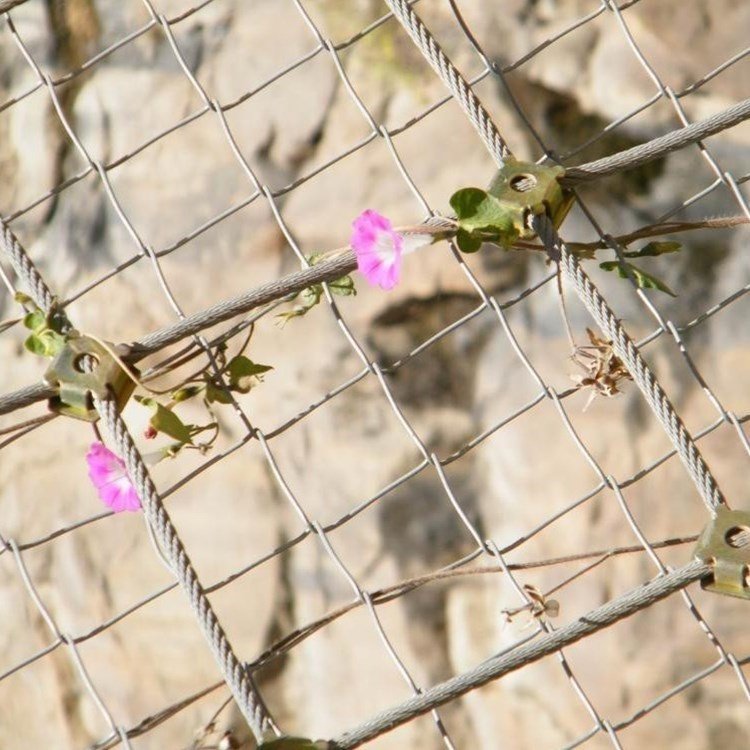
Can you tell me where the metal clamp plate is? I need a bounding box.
[487,157,573,239]
[44,334,136,422]
[694,506,750,600]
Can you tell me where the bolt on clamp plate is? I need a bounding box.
[694,505,750,600]
[487,157,573,239]
[44,334,136,422]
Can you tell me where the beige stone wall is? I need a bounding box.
[0,2,749,748]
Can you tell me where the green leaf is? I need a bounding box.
[300,284,323,307]
[21,303,69,357]
[449,188,517,234]
[449,187,488,221]
[204,379,232,405]
[455,229,482,253]
[24,333,50,356]
[226,355,273,393]
[24,329,66,357]
[624,241,682,258]
[23,310,46,332]
[599,260,676,296]
[329,274,356,296]
[135,396,194,444]
[170,385,203,402]
[449,187,519,251]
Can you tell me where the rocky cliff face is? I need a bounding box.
[1,2,749,748]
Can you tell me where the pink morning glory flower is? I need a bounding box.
[86,442,141,513]
[351,210,431,290]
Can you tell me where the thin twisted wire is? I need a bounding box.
[91,392,270,742]
[331,559,710,749]
[382,0,510,164]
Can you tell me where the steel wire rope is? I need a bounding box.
[380,0,725,513]
[0,87,748,420]
[0,3,742,745]
[330,559,710,748]
[532,213,724,508]
[0,228,272,741]
[91,391,271,741]
[562,96,750,184]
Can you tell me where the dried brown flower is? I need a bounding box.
[502,584,560,626]
[523,583,560,622]
[571,328,632,410]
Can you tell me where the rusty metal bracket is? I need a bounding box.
[44,334,136,422]
[487,157,573,239]
[693,506,750,600]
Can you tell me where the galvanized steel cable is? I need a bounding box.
[92,392,271,741]
[532,213,725,511]
[1,220,56,314]
[0,381,56,414]
[0,218,271,742]
[382,0,511,165]
[383,0,725,514]
[563,96,750,184]
[331,559,710,748]
[2,92,750,414]
[131,250,358,358]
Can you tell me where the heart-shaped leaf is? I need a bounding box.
[449,187,519,251]
[456,229,482,253]
[226,355,273,393]
[136,396,194,444]
[203,379,232,405]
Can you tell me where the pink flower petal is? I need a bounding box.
[86,442,141,513]
[351,210,404,290]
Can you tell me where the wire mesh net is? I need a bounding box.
[1,1,749,748]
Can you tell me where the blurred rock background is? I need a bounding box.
[0,1,749,748]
